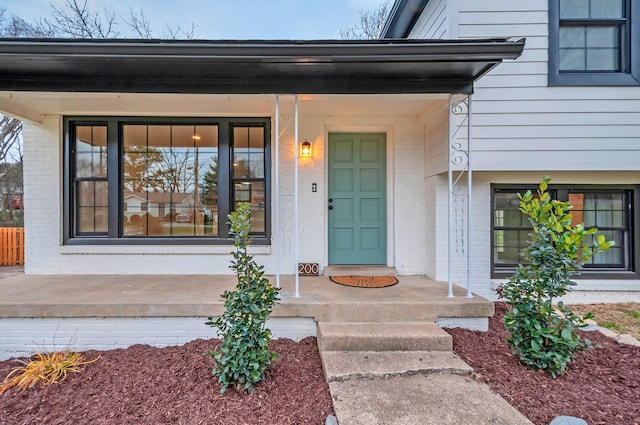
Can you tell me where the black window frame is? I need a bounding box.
[63,116,271,245]
[491,184,639,279]
[548,0,640,86]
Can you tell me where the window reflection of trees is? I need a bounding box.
[75,139,107,178]
[122,124,219,236]
[74,126,108,234]
[124,148,219,197]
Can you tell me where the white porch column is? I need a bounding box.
[447,94,473,299]
[274,95,300,298]
[294,95,300,298]
[275,95,281,289]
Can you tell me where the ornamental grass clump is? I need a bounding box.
[0,351,100,394]
[206,203,280,394]
[497,176,614,377]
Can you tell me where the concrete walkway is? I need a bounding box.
[329,373,533,425]
[322,351,533,425]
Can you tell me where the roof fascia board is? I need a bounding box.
[0,38,522,60]
[381,0,431,39]
[0,38,525,95]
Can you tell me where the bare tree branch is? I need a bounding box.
[164,22,197,40]
[0,116,22,164]
[339,0,391,40]
[0,8,51,37]
[41,0,119,38]
[126,7,153,39]
[0,160,23,218]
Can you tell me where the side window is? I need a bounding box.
[492,186,636,278]
[71,124,108,236]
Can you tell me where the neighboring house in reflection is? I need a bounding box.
[123,192,195,222]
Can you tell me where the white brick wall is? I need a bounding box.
[0,317,317,361]
[23,116,62,274]
[393,118,426,274]
[22,109,431,277]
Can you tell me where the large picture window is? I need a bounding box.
[492,185,637,278]
[64,117,270,244]
[548,0,640,85]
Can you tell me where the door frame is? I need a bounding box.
[324,126,395,267]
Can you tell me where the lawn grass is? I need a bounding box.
[570,303,640,340]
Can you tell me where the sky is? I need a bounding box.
[1,0,387,39]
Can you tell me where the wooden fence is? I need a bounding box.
[0,227,24,266]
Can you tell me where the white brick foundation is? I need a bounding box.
[0,317,317,361]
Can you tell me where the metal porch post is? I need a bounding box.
[448,94,473,299]
[466,96,473,299]
[275,95,280,289]
[294,95,300,298]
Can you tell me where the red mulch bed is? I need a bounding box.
[0,337,333,425]
[3,307,639,425]
[446,302,640,425]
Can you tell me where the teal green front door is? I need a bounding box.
[328,133,387,265]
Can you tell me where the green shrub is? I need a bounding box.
[497,176,613,377]
[205,203,280,393]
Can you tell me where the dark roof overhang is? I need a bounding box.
[0,38,525,95]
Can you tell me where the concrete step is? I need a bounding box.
[320,350,472,382]
[309,299,493,323]
[323,266,397,277]
[317,321,452,352]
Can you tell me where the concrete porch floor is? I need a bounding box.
[0,273,493,321]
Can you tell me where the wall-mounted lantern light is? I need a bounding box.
[300,140,312,157]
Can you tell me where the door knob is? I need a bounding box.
[328,205,333,210]
[328,198,333,203]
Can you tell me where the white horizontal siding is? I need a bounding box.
[477,87,640,100]
[459,23,547,38]
[474,99,640,113]
[488,59,548,76]
[423,100,449,177]
[472,125,640,139]
[458,11,548,25]
[474,112,640,127]
[458,0,546,12]
[473,152,640,172]
[439,0,640,172]
[475,74,548,88]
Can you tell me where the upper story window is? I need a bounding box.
[549,0,640,85]
[64,117,270,245]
